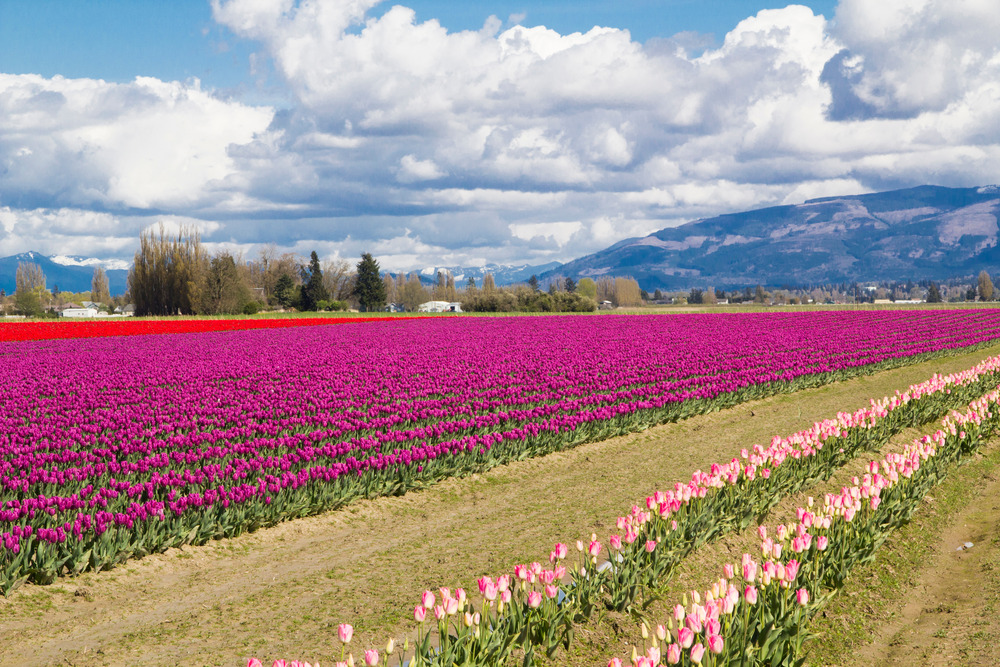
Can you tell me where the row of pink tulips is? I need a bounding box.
[248,354,1000,666]
[618,389,998,666]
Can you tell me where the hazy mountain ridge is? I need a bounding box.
[418,261,563,286]
[544,185,1000,290]
[0,252,129,296]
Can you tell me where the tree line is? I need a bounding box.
[125,225,389,316]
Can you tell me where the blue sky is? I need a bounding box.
[0,0,998,272]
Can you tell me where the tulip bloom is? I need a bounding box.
[363,649,379,666]
[690,643,705,664]
[708,634,724,654]
[421,590,435,609]
[339,623,354,644]
[413,605,426,622]
[796,588,810,605]
[527,591,543,608]
[665,643,682,664]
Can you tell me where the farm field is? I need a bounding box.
[3,311,1000,665]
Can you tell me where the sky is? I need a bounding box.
[1,0,998,272]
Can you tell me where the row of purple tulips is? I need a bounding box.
[6,312,1000,593]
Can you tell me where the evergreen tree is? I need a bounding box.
[653,288,663,301]
[354,252,387,312]
[927,282,942,303]
[564,277,577,293]
[528,274,540,292]
[274,273,296,307]
[300,251,328,311]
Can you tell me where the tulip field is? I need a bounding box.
[257,350,1000,667]
[5,309,1000,665]
[4,309,1000,598]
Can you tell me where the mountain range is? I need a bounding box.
[4,184,999,296]
[544,185,1000,290]
[0,252,130,296]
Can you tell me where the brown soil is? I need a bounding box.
[854,462,1000,666]
[2,345,1000,667]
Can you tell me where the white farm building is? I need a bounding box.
[417,301,463,313]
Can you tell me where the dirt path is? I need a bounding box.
[2,347,999,667]
[857,460,1000,666]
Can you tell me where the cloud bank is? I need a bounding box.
[1,0,999,272]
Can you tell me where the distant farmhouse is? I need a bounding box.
[417,300,463,313]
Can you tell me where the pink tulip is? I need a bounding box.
[339,623,354,644]
[363,649,379,666]
[677,626,694,649]
[588,540,602,558]
[645,540,657,553]
[745,585,758,604]
[708,633,724,654]
[413,605,426,622]
[673,604,685,621]
[817,535,829,551]
[434,605,445,621]
[545,584,558,599]
[444,597,459,615]
[554,542,568,560]
[723,563,734,579]
[483,579,498,601]
[665,643,682,664]
[609,534,622,550]
[607,659,623,667]
[421,590,435,609]
[646,646,661,663]
[685,613,702,633]
[272,661,287,667]
[796,588,810,605]
[527,590,543,608]
[690,643,705,664]
[248,660,263,667]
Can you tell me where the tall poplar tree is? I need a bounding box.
[91,266,110,304]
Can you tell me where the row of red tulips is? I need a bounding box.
[0,316,390,342]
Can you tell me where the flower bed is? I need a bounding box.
[617,390,998,666]
[4,310,1000,598]
[0,315,391,342]
[245,352,1000,666]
